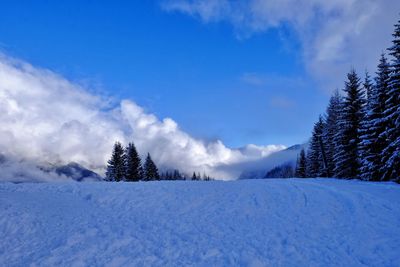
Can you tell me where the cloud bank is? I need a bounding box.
[0,54,284,181]
[162,0,400,90]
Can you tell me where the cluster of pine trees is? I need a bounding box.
[296,18,400,183]
[159,170,213,181]
[106,142,159,181]
[106,141,213,182]
[265,163,294,178]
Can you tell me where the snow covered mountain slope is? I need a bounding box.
[1,179,399,266]
[237,144,305,179]
[0,154,103,182]
[53,162,103,182]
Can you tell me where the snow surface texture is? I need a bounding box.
[1,179,399,266]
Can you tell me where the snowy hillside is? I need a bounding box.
[1,179,399,266]
[0,155,103,183]
[237,144,305,179]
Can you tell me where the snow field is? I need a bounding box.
[0,178,399,266]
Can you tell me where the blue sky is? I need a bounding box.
[0,0,397,148]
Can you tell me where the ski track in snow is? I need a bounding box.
[0,179,399,266]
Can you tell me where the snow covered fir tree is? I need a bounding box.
[360,55,390,181]
[125,142,143,182]
[306,116,327,178]
[105,142,126,182]
[381,19,400,180]
[296,18,400,183]
[295,149,307,178]
[143,153,160,181]
[323,89,343,177]
[333,69,365,179]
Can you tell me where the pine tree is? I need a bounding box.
[192,172,198,181]
[173,170,182,180]
[323,90,343,177]
[359,71,374,180]
[106,141,126,182]
[306,116,326,177]
[364,71,374,102]
[295,148,307,178]
[334,70,365,179]
[143,153,160,181]
[125,142,142,182]
[360,55,390,181]
[381,19,400,182]
[161,171,174,180]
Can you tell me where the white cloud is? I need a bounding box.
[0,54,285,181]
[239,144,286,158]
[161,0,400,90]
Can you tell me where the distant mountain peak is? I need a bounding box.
[55,162,103,182]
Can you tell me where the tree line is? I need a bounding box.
[295,17,400,183]
[105,141,213,182]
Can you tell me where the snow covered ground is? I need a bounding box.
[1,179,399,266]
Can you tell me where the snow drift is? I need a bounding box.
[1,179,399,266]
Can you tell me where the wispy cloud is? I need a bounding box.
[0,54,285,181]
[161,0,231,23]
[269,96,295,109]
[240,72,267,86]
[161,0,400,90]
[240,72,307,89]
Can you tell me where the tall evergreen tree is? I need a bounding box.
[323,90,343,177]
[359,71,374,179]
[125,142,142,182]
[363,71,374,102]
[295,148,307,178]
[381,19,400,182]
[307,116,326,177]
[334,70,365,179]
[143,153,160,181]
[360,55,390,181]
[106,141,126,182]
